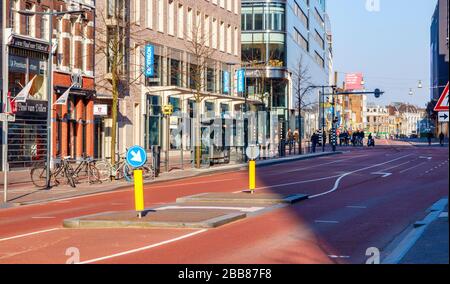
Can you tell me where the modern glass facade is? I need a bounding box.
[242,0,330,122]
[241,2,286,67]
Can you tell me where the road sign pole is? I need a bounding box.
[166,114,169,172]
[2,0,9,203]
[134,169,144,218]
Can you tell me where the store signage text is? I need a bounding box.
[10,36,50,53]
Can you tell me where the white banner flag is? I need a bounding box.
[54,84,74,105]
[13,76,37,103]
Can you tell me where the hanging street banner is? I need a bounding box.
[237,69,245,93]
[223,71,230,94]
[144,44,155,78]
[13,76,37,103]
[54,84,74,105]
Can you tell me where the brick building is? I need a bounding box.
[1,0,95,169]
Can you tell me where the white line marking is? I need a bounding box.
[156,205,264,213]
[31,216,56,219]
[309,154,413,199]
[0,228,59,242]
[78,229,208,264]
[278,155,369,175]
[400,162,427,174]
[371,172,392,178]
[328,255,351,259]
[315,220,339,224]
[346,206,367,209]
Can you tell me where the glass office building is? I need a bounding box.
[241,0,331,139]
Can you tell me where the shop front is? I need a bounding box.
[3,35,49,170]
[52,72,95,160]
[8,101,48,169]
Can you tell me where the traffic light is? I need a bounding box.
[374,88,382,98]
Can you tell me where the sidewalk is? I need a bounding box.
[401,138,449,147]
[383,198,449,264]
[400,205,449,264]
[0,151,342,208]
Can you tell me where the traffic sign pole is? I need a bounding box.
[134,170,145,218]
[249,160,256,193]
[246,146,260,194]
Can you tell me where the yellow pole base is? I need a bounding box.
[134,170,144,214]
[249,160,256,192]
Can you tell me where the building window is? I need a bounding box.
[40,8,49,40]
[206,67,216,93]
[314,51,325,68]
[25,3,33,36]
[315,30,325,50]
[9,0,18,30]
[169,58,182,87]
[168,0,175,35]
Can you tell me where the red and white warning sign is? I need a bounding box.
[434,82,449,112]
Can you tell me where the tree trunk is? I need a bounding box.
[110,76,119,166]
[195,99,201,168]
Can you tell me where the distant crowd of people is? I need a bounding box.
[310,129,375,153]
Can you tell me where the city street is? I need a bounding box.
[0,140,447,264]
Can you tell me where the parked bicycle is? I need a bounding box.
[95,150,156,183]
[123,163,155,183]
[95,154,132,182]
[69,156,102,185]
[30,157,76,188]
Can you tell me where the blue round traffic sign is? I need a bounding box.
[126,146,147,168]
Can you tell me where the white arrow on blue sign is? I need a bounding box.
[126,146,148,168]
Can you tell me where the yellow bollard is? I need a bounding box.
[249,160,256,193]
[134,170,144,218]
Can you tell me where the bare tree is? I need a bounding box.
[292,56,314,154]
[184,16,218,168]
[95,1,148,165]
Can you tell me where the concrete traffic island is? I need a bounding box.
[176,192,309,205]
[63,209,247,229]
[62,192,309,229]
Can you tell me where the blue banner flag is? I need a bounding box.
[223,71,230,94]
[237,69,245,93]
[144,44,154,77]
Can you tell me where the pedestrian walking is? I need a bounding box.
[294,129,299,153]
[311,132,319,153]
[287,129,294,155]
[439,132,445,146]
[427,131,433,146]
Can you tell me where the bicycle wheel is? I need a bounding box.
[123,165,154,182]
[95,160,112,181]
[30,165,47,188]
[123,164,134,183]
[142,166,155,181]
[88,163,101,184]
[64,164,77,188]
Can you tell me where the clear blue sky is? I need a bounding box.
[327,0,437,107]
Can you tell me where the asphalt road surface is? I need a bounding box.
[0,140,448,264]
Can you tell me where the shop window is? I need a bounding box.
[205,101,215,118]
[169,58,182,87]
[206,67,215,93]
